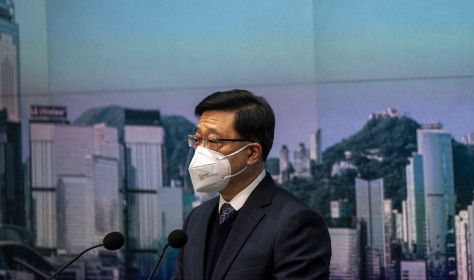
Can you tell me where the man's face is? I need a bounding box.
[194,110,249,176]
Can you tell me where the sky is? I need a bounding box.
[13,0,474,160]
[313,1,474,81]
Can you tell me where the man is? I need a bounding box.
[173,89,331,280]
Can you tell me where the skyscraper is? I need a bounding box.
[279,145,290,183]
[406,154,426,257]
[310,129,322,164]
[0,0,19,123]
[90,124,120,238]
[417,128,456,279]
[468,203,474,280]
[383,200,392,273]
[0,0,24,227]
[88,155,120,239]
[294,142,310,178]
[401,200,409,246]
[455,210,471,280]
[355,177,388,279]
[122,109,165,278]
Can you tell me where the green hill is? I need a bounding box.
[322,115,420,210]
[285,114,474,217]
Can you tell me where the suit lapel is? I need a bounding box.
[211,174,275,280]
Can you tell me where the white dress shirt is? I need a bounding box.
[218,170,266,214]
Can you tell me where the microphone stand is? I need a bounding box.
[48,244,104,280]
[147,243,170,280]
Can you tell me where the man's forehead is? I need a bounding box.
[195,110,236,135]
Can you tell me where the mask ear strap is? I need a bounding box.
[223,144,250,159]
[221,144,250,179]
[223,165,248,180]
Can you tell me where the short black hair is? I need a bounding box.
[195,89,275,161]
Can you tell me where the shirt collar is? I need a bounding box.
[219,170,266,214]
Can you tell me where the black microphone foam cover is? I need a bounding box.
[103,232,125,250]
[168,230,187,248]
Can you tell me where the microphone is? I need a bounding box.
[147,229,188,280]
[48,232,125,280]
[168,229,188,248]
[103,231,125,250]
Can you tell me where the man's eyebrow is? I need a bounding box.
[194,126,219,135]
[208,127,219,135]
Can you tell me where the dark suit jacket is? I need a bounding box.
[173,173,331,280]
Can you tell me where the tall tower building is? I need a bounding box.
[0,0,19,122]
[417,128,456,279]
[401,200,409,246]
[355,177,388,279]
[455,210,471,280]
[383,199,392,275]
[468,203,474,280]
[310,129,322,164]
[294,142,310,178]
[406,154,426,257]
[90,124,121,239]
[0,0,24,227]
[88,154,120,240]
[279,145,290,183]
[122,109,165,278]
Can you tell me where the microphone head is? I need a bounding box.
[103,232,125,250]
[168,229,187,249]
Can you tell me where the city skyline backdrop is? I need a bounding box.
[2,1,474,278]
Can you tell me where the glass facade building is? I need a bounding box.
[0,0,25,228]
[417,129,456,279]
[406,154,426,257]
[123,109,165,278]
[355,177,388,279]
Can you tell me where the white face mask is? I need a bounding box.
[188,144,249,193]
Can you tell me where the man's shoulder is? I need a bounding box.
[271,186,314,212]
[256,173,314,213]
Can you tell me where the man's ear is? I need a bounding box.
[247,143,263,165]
